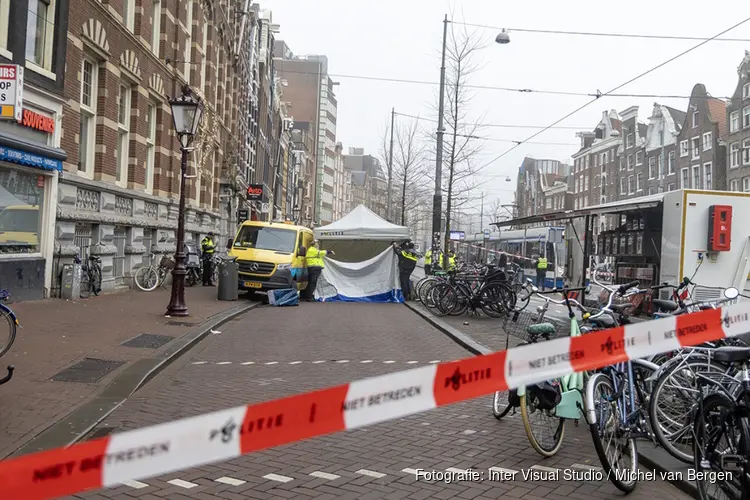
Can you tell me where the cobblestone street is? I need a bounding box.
[65,302,690,500]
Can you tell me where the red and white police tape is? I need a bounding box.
[1,303,748,499]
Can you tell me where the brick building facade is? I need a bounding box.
[726,50,750,191]
[54,0,255,293]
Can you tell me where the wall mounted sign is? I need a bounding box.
[0,145,62,172]
[0,65,23,122]
[19,109,54,134]
[246,184,264,201]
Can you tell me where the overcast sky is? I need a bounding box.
[266,0,750,219]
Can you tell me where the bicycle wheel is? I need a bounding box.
[186,269,199,287]
[0,308,17,359]
[134,266,159,292]
[693,392,749,500]
[520,386,565,457]
[480,284,511,318]
[649,355,730,463]
[431,283,458,316]
[448,283,470,316]
[213,262,220,283]
[492,391,513,420]
[588,373,638,493]
[80,267,92,299]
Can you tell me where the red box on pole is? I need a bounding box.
[707,205,732,252]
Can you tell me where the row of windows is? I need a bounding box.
[729,139,750,168]
[678,132,713,158]
[729,106,750,133]
[0,0,166,78]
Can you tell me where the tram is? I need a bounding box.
[460,226,566,288]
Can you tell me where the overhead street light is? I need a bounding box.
[495,29,511,44]
[165,85,204,317]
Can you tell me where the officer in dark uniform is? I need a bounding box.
[201,232,216,286]
[393,240,418,300]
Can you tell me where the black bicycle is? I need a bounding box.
[0,289,17,385]
[76,254,102,298]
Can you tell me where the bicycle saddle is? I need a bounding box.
[610,303,634,313]
[589,314,616,328]
[712,346,750,364]
[652,299,678,311]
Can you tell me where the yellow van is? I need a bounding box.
[229,220,314,292]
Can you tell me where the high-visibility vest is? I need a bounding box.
[537,257,548,270]
[449,255,456,270]
[201,237,215,254]
[401,250,418,262]
[306,247,327,268]
[424,250,432,265]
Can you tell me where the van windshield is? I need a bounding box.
[234,226,297,254]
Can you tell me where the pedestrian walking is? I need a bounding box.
[534,254,548,290]
[304,240,333,302]
[393,240,418,300]
[423,248,433,275]
[201,232,216,286]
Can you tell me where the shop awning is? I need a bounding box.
[493,193,665,228]
[0,131,66,172]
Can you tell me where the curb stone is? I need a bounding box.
[404,298,699,499]
[10,301,260,457]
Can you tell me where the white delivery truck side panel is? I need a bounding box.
[664,190,750,297]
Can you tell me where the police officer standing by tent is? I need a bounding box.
[393,240,418,300]
[304,240,333,302]
[534,254,548,290]
[423,248,433,275]
[201,232,216,286]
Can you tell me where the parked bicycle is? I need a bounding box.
[134,253,175,292]
[77,254,102,298]
[0,289,17,386]
[691,338,750,500]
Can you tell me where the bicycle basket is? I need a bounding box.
[502,310,568,345]
[160,256,175,270]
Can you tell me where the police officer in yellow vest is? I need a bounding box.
[535,254,548,290]
[304,240,334,302]
[423,249,433,275]
[200,232,216,286]
[393,240,418,300]
[441,251,457,271]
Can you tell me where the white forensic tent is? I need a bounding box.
[313,204,410,262]
[312,205,411,302]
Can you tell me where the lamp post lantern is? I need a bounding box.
[166,85,204,317]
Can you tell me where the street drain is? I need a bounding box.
[166,320,197,327]
[121,333,174,349]
[51,358,125,383]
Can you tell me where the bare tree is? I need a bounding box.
[488,198,505,231]
[435,24,486,261]
[380,117,429,226]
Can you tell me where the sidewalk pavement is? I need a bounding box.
[0,286,255,459]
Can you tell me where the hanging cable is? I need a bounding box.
[467,15,750,185]
[453,21,750,42]
[274,67,730,100]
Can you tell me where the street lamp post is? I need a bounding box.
[431,18,510,263]
[166,85,204,317]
